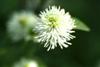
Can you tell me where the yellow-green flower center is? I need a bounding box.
[19,16,28,27]
[47,15,60,28]
[48,17,57,23]
[25,64,29,67]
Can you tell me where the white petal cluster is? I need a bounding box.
[33,6,76,51]
[7,11,38,42]
[13,58,38,67]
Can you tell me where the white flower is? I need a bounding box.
[33,6,76,51]
[7,11,38,42]
[13,58,38,67]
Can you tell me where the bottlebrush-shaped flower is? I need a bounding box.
[33,6,76,51]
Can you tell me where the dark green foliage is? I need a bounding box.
[0,0,100,67]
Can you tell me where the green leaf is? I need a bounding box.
[73,17,90,32]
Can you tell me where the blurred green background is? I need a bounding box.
[0,0,100,67]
